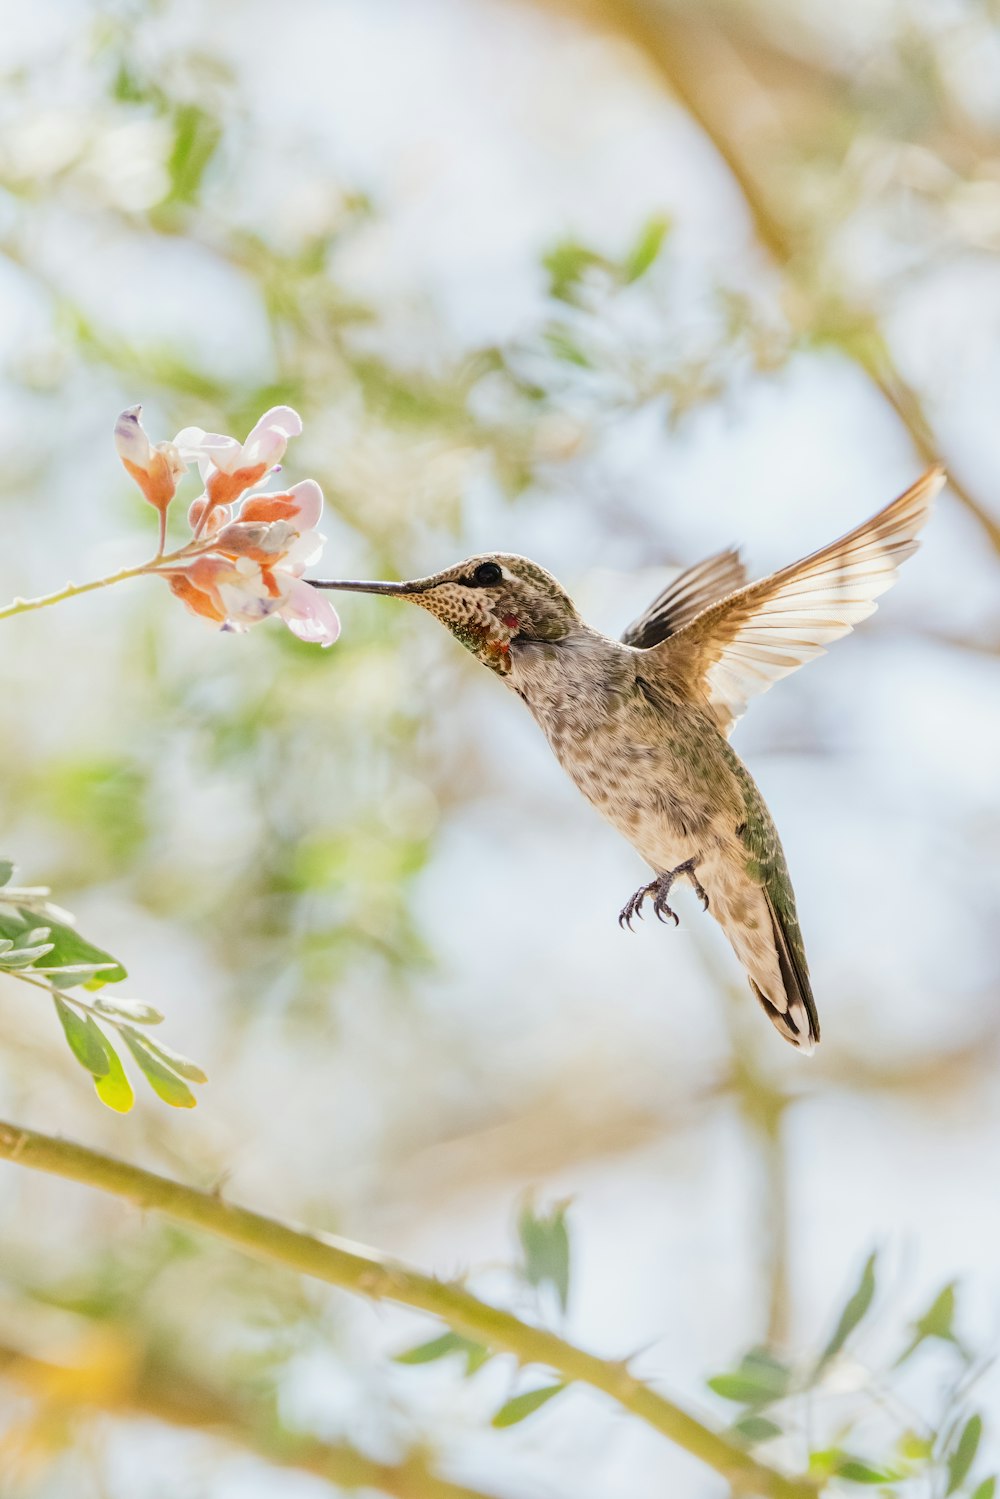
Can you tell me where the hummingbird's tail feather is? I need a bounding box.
[746,889,820,1052]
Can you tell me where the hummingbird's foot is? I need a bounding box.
[678,859,710,912]
[617,859,708,931]
[618,879,665,930]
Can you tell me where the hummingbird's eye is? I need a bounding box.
[471,562,503,587]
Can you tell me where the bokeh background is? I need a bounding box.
[1,0,999,1494]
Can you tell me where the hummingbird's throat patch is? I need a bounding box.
[413,583,518,673]
[456,620,513,673]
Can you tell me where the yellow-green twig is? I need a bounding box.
[0,1119,816,1499]
[0,562,159,621]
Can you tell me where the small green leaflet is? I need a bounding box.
[394,1331,491,1375]
[542,240,609,304]
[93,997,164,1025]
[946,1414,982,1496]
[121,1026,206,1083]
[808,1450,899,1485]
[732,1415,783,1445]
[121,1032,198,1108]
[492,1382,566,1428]
[897,1430,934,1464]
[94,1042,134,1113]
[541,215,670,304]
[818,1251,877,1368]
[896,1282,962,1366]
[708,1348,791,1407]
[517,1197,571,1313]
[622,215,671,284]
[0,859,14,887]
[970,1477,996,1499]
[0,940,55,969]
[836,1459,898,1485]
[53,996,112,1078]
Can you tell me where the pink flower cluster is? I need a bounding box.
[114,405,340,647]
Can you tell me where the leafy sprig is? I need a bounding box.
[0,861,205,1112]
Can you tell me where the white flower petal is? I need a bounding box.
[248,405,303,442]
[174,428,243,474]
[114,406,152,466]
[287,527,325,569]
[287,478,323,529]
[278,576,341,647]
[242,426,286,470]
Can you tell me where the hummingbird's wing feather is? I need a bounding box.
[621,549,747,650]
[657,466,944,734]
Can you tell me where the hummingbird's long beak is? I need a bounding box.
[308,578,427,597]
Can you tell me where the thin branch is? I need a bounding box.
[0,1336,505,1499]
[0,560,159,621]
[0,540,203,623]
[0,1120,817,1499]
[545,0,1000,557]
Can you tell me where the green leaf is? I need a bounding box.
[34,964,119,984]
[708,1348,791,1407]
[896,1282,960,1365]
[946,1415,982,1495]
[517,1197,571,1312]
[0,943,55,968]
[543,326,591,368]
[732,1415,783,1444]
[809,1450,898,1485]
[836,1458,897,1484]
[94,1043,134,1114]
[165,103,222,205]
[53,996,112,1078]
[121,1032,197,1108]
[897,1430,934,1464]
[93,997,164,1026]
[0,859,14,887]
[970,1477,996,1499]
[818,1252,877,1367]
[395,1331,490,1375]
[492,1382,566,1428]
[621,214,671,283]
[121,1027,206,1083]
[542,240,609,303]
[462,1341,492,1375]
[0,907,126,986]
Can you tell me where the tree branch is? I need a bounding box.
[0,1119,816,1499]
[544,0,1000,557]
[0,1335,505,1499]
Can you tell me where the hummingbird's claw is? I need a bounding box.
[652,890,680,927]
[618,883,653,930]
[618,859,707,931]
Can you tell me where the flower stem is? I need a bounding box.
[0,543,204,623]
[0,562,157,621]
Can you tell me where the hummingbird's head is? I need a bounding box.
[311,554,580,674]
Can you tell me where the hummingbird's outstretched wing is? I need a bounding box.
[621,549,747,650]
[655,467,945,735]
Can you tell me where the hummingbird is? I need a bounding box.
[312,467,943,1051]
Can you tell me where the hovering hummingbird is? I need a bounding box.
[313,467,944,1051]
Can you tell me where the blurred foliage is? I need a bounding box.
[706,1254,995,1499]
